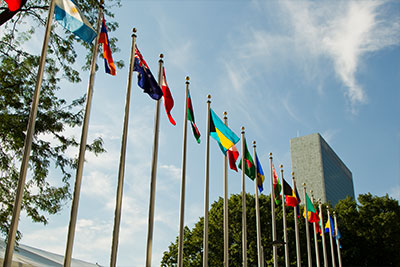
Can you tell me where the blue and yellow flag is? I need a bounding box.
[209,108,239,154]
[256,153,265,193]
[325,214,334,237]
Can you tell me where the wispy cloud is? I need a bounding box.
[225,1,400,112]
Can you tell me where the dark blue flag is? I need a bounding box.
[133,47,163,100]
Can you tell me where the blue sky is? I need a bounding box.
[13,0,400,266]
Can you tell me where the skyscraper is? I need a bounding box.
[290,133,355,206]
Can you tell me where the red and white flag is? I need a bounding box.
[161,67,176,125]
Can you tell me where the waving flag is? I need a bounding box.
[187,90,200,143]
[133,47,163,100]
[255,153,265,192]
[283,178,299,207]
[325,214,334,237]
[161,67,175,125]
[272,164,282,205]
[228,145,239,172]
[99,16,116,75]
[238,139,256,180]
[4,0,21,11]
[303,193,320,223]
[54,0,97,44]
[209,108,240,154]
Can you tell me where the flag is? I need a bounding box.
[161,67,175,125]
[318,211,323,235]
[325,214,334,237]
[227,145,239,172]
[54,0,97,44]
[238,138,256,180]
[209,108,240,154]
[98,16,116,75]
[294,185,301,217]
[255,153,265,193]
[187,90,200,143]
[282,178,299,207]
[4,0,21,11]
[272,164,282,205]
[133,47,163,100]
[303,193,320,223]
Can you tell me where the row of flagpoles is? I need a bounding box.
[2,0,344,266]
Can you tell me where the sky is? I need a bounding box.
[9,0,400,266]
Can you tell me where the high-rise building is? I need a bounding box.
[290,133,355,206]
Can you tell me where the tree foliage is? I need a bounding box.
[161,193,400,266]
[0,0,122,240]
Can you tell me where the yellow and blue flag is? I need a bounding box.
[325,214,334,237]
[209,108,239,155]
[54,0,97,44]
[255,153,265,193]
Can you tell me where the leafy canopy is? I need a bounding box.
[0,0,122,240]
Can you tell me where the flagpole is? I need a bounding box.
[303,183,312,267]
[241,128,247,267]
[318,200,328,267]
[333,212,342,267]
[64,2,104,266]
[3,1,56,266]
[145,53,164,267]
[109,28,136,267]
[292,175,301,267]
[327,208,336,267]
[253,142,262,267]
[292,176,301,267]
[269,153,277,267]
[177,76,190,267]
[203,94,211,267]
[310,191,320,267]
[223,112,229,267]
[280,166,289,267]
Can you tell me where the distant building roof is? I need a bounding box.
[0,239,101,267]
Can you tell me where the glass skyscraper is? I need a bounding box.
[290,133,355,206]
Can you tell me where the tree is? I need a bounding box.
[335,193,400,266]
[161,193,400,266]
[0,0,122,240]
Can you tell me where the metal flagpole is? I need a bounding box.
[327,208,336,267]
[303,184,312,267]
[311,191,320,267]
[3,1,56,266]
[145,53,164,267]
[223,112,229,267]
[64,2,104,266]
[292,174,301,267]
[241,128,247,267]
[333,212,342,267]
[177,76,190,267]
[109,28,136,267]
[280,166,289,267]
[318,200,328,267]
[202,95,211,267]
[253,142,262,267]
[269,153,278,267]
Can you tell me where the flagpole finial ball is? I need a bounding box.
[132,28,137,33]
[224,111,227,116]
[310,190,313,194]
[253,140,256,145]
[280,164,283,169]
[303,183,306,187]
[292,172,294,176]
[241,126,245,131]
[100,0,104,5]
[333,211,336,215]
[160,54,164,59]
[207,94,211,99]
[186,76,190,81]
